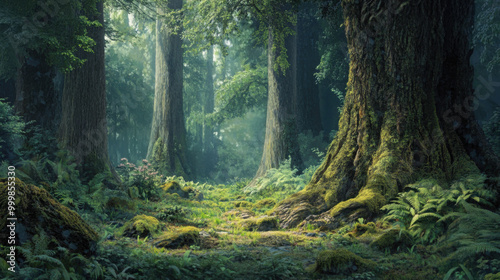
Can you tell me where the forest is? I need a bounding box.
[0,0,500,279]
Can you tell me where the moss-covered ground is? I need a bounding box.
[2,174,498,280]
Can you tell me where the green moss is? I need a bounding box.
[120,215,161,238]
[255,198,277,209]
[313,248,376,275]
[485,272,500,280]
[370,229,412,252]
[233,201,254,208]
[162,181,189,198]
[352,222,377,237]
[161,181,201,200]
[0,178,98,255]
[239,217,279,231]
[155,226,200,249]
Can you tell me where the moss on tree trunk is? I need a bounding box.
[274,0,500,229]
[147,0,189,178]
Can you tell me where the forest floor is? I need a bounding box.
[86,179,450,280]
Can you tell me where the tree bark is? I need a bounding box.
[250,5,303,183]
[58,0,113,180]
[274,0,500,229]
[147,0,189,178]
[296,3,323,135]
[15,51,61,134]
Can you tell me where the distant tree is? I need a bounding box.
[202,46,218,175]
[147,0,190,177]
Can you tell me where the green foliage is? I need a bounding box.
[0,0,102,79]
[209,64,267,124]
[440,201,500,263]
[381,175,494,244]
[484,107,500,156]
[156,206,190,223]
[244,152,323,201]
[0,98,25,161]
[117,158,162,200]
[476,257,500,280]
[474,0,500,72]
[9,231,86,280]
[184,0,299,74]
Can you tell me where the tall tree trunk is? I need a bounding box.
[58,0,113,180]
[202,46,217,175]
[147,0,189,178]
[274,0,500,229]
[249,6,303,183]
[15,51,61,134]
[296,3,323,135]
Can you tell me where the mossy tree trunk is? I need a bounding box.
[296,3,323,135]
[249,4,303,184]
[275,0,500,229]
[58,0,114,181]
[147,0,189,178]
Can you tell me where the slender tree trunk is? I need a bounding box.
[147,0,189,177]
[296,3,323,135]
[274,0,500,229]
[15,51,61,134]
[250,6,303,183]
[58,0,115,180]
[202,46,217,175]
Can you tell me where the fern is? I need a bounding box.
[440,201,500,262]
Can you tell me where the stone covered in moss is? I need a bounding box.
[485,273,500,280]
[369,228,412,252]
[239,216,279,231]
[313,248,376,275]
[155,226,200,249]
[120,215,161,238]
[0,178,98,255]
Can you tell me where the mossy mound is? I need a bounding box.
[485,273,500,280]
[239,217,279,231]
[255,198,277,209]
[233,201,254,208]
[161,181,202,200]
[120,215,161,238]
[312,248,376,275]
[352,222,377,237]
[369,229,412,252]
[0,178,98,255]
[155,226,200,249]
[257,231,305,246]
